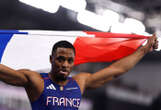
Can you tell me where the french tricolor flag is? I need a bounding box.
[0,30,148,71]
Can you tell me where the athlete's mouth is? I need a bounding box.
[59,70,69,75]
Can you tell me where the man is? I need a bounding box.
[0,34,158,110]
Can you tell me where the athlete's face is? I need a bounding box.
[50,47,75,80]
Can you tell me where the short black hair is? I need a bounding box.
[52,40,75,55]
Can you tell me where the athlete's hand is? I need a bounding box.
[145,33,158,52]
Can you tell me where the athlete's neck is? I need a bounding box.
[49,73,68,86]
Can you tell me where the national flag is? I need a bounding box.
[0,30,148,71]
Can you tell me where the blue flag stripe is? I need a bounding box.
[0,30,28,34]
[0,34,14,63]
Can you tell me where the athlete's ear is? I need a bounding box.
[50,55,53,63]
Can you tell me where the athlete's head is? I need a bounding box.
[50,41,75,81]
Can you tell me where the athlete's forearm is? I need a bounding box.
[110,35,155,75]
[110,45,149,74]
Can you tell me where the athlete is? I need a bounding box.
[0,34,158,110]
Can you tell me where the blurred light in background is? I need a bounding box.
[102,9,120,25]
[124,18,145,34]
[19,0,87,13]
[59,0,87,12]
[77,9,120,31]
[106,85,153,106]
[19,0,60,13]
[79,99,93,110]
[111,18,145,34]
[111,22,128,33]
[77,10,111,31]
[77,8,146,34]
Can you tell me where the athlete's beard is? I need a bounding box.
[55,74,67,81]
[50,69,68,82]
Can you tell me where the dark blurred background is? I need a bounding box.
[0,0,161,32]
[0,0,161,110]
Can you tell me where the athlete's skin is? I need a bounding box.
[0,34,158,104]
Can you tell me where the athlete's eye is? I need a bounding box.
[56,56,65,62]
[68,58,73,64]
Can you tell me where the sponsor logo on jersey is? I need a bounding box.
[46,84,56,90]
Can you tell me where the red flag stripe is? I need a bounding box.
[84,31,150,39]
[73,36,146,65]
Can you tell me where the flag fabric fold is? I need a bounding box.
[74,37,146,64]
[0,30,148,70]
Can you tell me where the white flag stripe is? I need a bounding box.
[19,30,94,37]
[1,34,77,71]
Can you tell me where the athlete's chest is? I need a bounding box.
[41,79,81,109]
[44,82,81,97]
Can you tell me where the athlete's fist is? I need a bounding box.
[145,33,158,52]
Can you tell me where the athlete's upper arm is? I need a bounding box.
[0,64,40,86]
[73,73,91,94]
[73,67,121,93]
[85,66,123,89]
[0,64,28,86]
[17,69,44,102]
[17,69,42,87]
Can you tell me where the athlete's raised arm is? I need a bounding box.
[74,34,158,94]
[0,64,45,102]
[0,64,41,86]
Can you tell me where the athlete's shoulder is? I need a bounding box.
[40,73,49,79]
[72,72,92,94]
[17,69,37,74]
[72,72,91,80]
[17,69,42,79]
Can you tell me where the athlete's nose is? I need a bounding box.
[62,60,69,68]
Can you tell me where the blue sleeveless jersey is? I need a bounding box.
[31,73,82,110]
